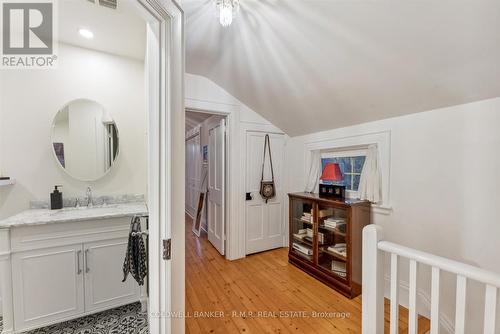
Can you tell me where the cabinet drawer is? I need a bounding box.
[10,217,130,252]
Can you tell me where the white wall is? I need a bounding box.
[286,97,500,333]
[186,73,287,260]
[0,43,147,220]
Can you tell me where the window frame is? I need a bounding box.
[321,148,367,199]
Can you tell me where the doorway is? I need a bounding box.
[185,110,228,257]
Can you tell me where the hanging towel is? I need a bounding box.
[122,216,147,286]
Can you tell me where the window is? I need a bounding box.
[321,150,366,193]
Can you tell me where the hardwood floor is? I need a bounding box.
[185,215,430,333]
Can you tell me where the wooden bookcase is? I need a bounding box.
[288,192,371,298]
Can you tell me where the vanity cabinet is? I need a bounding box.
[4,215,144,333]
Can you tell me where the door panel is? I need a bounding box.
[12,244,85,331]
[84,239,140,312]
[245,132,285,255]
[268,202,282,237]
[207,118,225,255]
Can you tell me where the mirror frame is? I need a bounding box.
[50,98,121,182]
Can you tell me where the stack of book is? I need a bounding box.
[302,228,326,244]
[323,217,346,232]
[293,231,307,240]
[292,243,313,256]
[331,260,347,278]
[300,212,313,223]
[327,243,347,258]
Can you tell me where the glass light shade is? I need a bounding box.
[219,5,233,27]
[215,0,239,27]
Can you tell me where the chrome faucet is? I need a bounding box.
[86,187,93,208]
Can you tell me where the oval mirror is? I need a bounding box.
[51,99,119,181]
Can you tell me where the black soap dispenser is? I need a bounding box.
[50,185,63,210]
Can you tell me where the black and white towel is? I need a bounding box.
[122,216,147,286]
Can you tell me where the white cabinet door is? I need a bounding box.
[12,244,85,331]
[84,238,141,313]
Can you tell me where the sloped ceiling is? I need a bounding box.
[184,0,500,136]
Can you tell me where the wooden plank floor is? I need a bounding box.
[185,215,429,333]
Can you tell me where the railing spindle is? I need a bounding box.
[455,275,467,334]
[409,259,418,334]
[483,285,497,334]
[390,253,399,334]
[430,266,440,334]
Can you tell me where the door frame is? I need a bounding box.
[185,109,231,259]
[135,1,184,334]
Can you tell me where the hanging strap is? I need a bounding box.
[261,134,275,182]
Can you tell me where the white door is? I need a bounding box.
[84,239,141,313]
[207,118,226,255]
[11,244,85,331]
[185,134,201,217]
[245,132,286,255]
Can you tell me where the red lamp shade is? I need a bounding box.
[320,163,343,182]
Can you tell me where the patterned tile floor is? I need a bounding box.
[0,302,148,334]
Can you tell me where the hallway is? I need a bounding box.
[185,215,430,333]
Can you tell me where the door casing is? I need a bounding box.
[134,1,184,333]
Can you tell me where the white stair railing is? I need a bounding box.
[362,225,500,334]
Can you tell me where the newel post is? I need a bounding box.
[362,225,385,334]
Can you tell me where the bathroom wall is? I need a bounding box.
[0,43,147,219]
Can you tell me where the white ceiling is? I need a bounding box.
[59,0,146,60]
[184,0,500,136]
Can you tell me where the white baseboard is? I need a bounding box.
[384,275,454,334]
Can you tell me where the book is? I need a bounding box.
[327,244,347,257]
[292,243,312,255]
[331,261,347,277]
[293,233,307,240]
[331,260,346,272]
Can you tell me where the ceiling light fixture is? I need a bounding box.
[215,0,239,27]
[78,28,94,39]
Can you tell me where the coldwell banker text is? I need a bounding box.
[1,0,58,69]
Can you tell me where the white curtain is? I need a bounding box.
[358,144,382,203]
[304,150,321,193]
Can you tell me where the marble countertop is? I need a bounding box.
[0,202,148,228]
